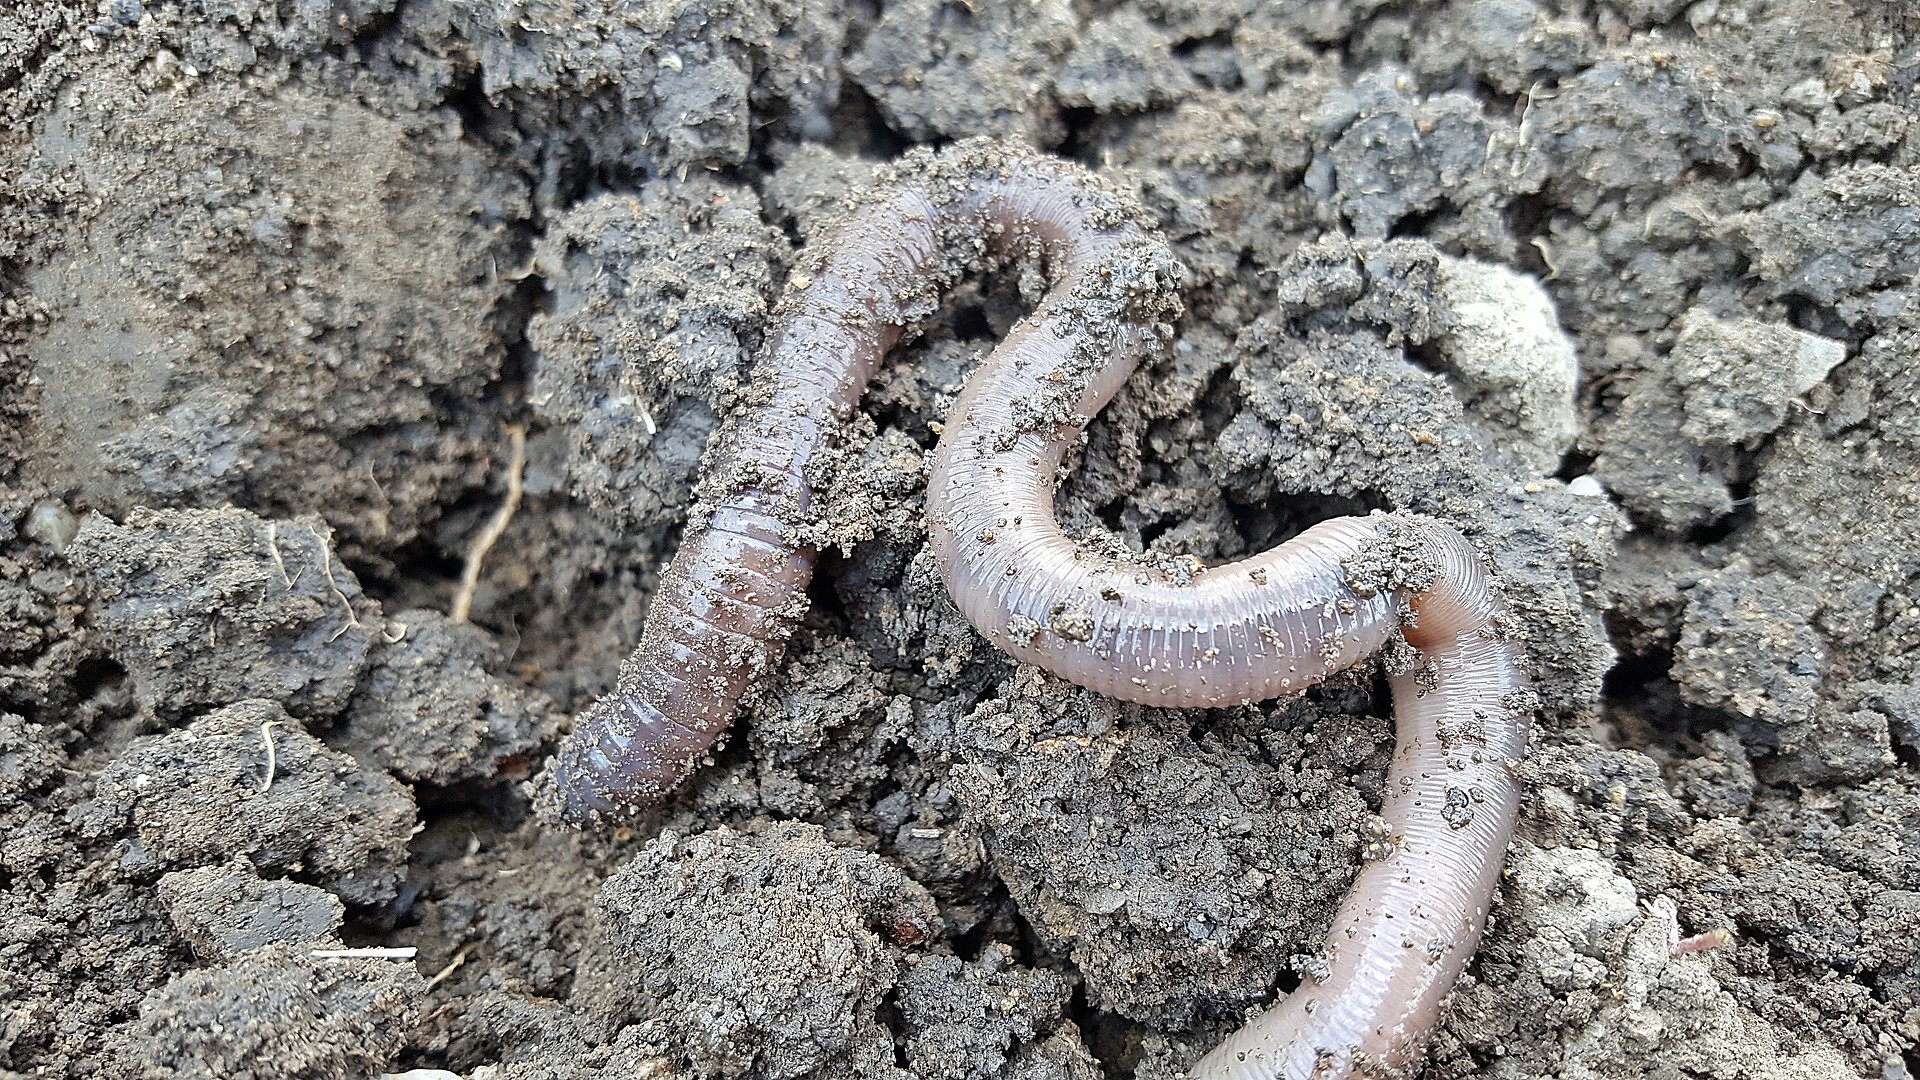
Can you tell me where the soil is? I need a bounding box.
[1,1,1916,1078]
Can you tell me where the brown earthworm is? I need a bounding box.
[541,139,1532,1079]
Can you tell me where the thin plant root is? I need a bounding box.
[451,424,528,624]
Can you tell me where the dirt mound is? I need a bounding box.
[2,1,1914,1077]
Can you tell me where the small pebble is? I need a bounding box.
[1567,475,1607,498]
[23,499,80,552]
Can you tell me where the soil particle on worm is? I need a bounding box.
[2,0,1918,1078]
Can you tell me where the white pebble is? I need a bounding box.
[23,499,79,552]
[1566,475,1607,499]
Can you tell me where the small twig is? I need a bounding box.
[1508,80,1553,178]
[451,425,528,623]
[258,720,277,793]
[1529,237,1561,281]
[359,461,393,523]
[309,525,363,643]
[311,947,417,960]
[1651,896,1733,958]
[265,522,292,588]
[500,613,523,663]
[1671,927,1733,956]
[425,942,477,989]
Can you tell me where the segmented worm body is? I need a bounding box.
[545,141,1531,1080]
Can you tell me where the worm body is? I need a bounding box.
[1179,529,1528,1080]
[545,142,1174,821]
[543,141,1532,1079]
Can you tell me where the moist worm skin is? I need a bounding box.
[544,140,1175,823]
[543,140,1532,1080]
[1181,531,1529,1080]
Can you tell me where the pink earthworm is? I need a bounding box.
[540,140,1532,1079]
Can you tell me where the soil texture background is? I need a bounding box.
[2,1,1918,1078]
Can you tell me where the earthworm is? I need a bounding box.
[1173,528,1529,1080]
[542,140,1176,822]
[541,140,1532,1080]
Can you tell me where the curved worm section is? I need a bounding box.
[542,139,1532,1079]
[1189,560,1529,1080]
[925,293,1532,1076]
[543,141,1173,823]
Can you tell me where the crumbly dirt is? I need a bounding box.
[1,2,1915,1078]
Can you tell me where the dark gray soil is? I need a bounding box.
[1,2,1916,1078]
